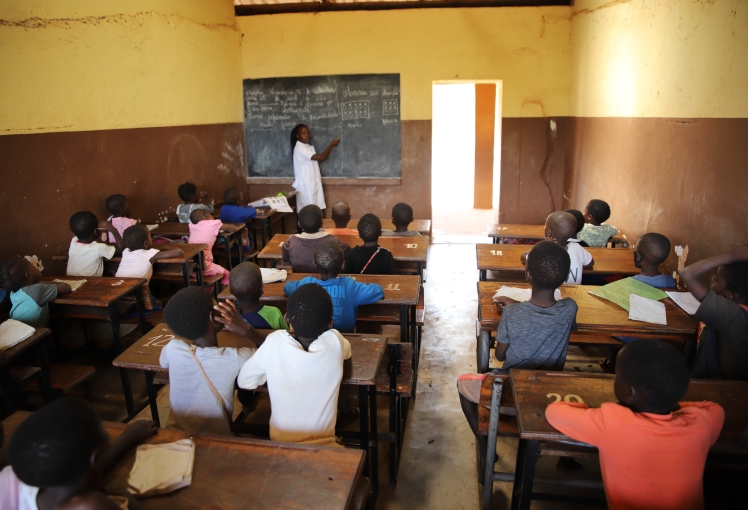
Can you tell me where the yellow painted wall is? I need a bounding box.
[0,0,243,134]
[571,0,748,118]
[238,8,571,120]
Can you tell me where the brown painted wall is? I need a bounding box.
[563,117,748,268]
[0,123,247,274]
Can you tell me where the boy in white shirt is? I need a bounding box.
[115,224,183,282]
[66,211,124,277]
[237,282,351,446]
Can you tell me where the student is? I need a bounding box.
[576,199,619,247]
[66,211,124,277]
[680,244,748,380]
[290,124,340,211]
[324,201,358,236]
[189,209,240,286]
[115,224,183,282]
[7,397,157,510]
[160,286,256,435]
[283,242,383,332]
[0,256,71,328]
[176,182,214,223]
[217,261,289,331]
[630,232,677,288]
[219,187,256,223]
[104,194,137,244]
[345,213,396,275]
[382,202,422,237]
[546,339,724,510]
[282,204,350,273]
[564,208,588,246]
[237,282,351,446]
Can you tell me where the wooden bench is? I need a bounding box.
[28,363,96,401]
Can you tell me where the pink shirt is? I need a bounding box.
[107,216,137,243]
[0,466,20,510]
[188,219,225,276]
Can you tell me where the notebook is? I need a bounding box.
[0,319,36,350]
[128,438,195,497]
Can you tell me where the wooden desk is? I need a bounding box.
[152,223,246,271]
[509,369,748,510]
[150,243,207,288]
[487,223,628,247]
[322,219,432,237]
[476,244,638,281]
[475,282,699,373]
[2,411,366,510]
[0,327,52,415]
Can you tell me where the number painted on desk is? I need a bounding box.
[546,393,584,404]
[278,242,283,246]
[385,283,400,291]
[405,244,418,249]
[490,250,503,256]
[144,334,176,347]
[111,280,125,286]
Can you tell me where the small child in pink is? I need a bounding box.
[188,209,240,285]
[105,194,138,244]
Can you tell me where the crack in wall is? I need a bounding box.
[0,11,238,32]
[572,0,635,18]
[539,121,556,212]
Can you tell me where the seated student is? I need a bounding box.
[457,241,577,460]
[632,232,677,288]
[382,202,422,237]
[176,182,214,223]
[564,208,589,247]
[546,339,724,510]
[680,244,748,380]
[0,256,71,328]
[283,242,383,332]
[189,209,240,286]
[219,187,257,223]
[324,201,358,236]
[66,211,124,277]
[282,204,350,273]
[217,261,289,331]
[577,199,619,247]
[237,282,351,446]
[6,397,157,510]
[160,286,256,435]
[345,213,396,275]
[105,194,137,244]
[115,224,184,282]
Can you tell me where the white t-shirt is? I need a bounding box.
[566,240,593,284]
[66,237,116,277]
[292,142,326,210]
[237,329,351,445]
[115,248,160,281]
[160,339,255,436]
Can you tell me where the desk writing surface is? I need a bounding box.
[258,234,428,262]
[477,282,698,336]
[152,223,245,237]
[41,276,146,307]
[322,219,431,236]
[0,327,50,367]
[153,243,207,264]
[2,411,365,510]
[476,244,638,276]
[487,223,627,245]
[510,369,748,454]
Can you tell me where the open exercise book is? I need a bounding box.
[248,195,294,213]
[0,319,35,350]
[128,439,195,497]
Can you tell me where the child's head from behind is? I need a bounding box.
[298,204,323,233]
[526,241,570,290]
[165,286,216,342]
[69,211,99,242]
[314,241,344,276]
[229,262,263,303]
[190,209,213,224]
[178,182,199,203]
[544,211,577,245]
[0,256,41,291]
[584,199,611,224]
[105,194,129,217]
[634,233,671,269]
[331,201,351,227]
[712,261,748,304]
[391,203,413,229]
[10,398,108,489]
[223,187,242,206]
[615,339,689,414]
[123,224,152,252]
[287,283,333,339]
[358,213,382,243]
[564,209,585,236]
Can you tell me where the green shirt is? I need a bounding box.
[577,223,619,248]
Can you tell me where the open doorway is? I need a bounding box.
[431,81,502,241]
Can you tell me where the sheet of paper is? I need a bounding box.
[628,294,667,325]
[588,277,668,311]
[493,286,562,302]
[263,195,294,213]
[260,268,288,284]
[666,291,701,315]
[53,279,87,291]
[146,224,158,231]
[0,319,36,350]
[128,439,195,497]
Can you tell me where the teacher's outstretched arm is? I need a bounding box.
[312,138,340,162]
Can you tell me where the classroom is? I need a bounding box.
[1,0,747,509]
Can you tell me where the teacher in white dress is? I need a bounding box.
[290,124,340,212]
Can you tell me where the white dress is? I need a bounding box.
[292,142,326,210]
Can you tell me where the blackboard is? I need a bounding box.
[243,74,401,179]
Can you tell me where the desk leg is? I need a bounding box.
[417,262,423,282]
[261,219,268,247]
[196,252,205,288]
[280,213,286,234]
[510,439,539,510]
[369,384,379,495]
[683,337,696,369]
[109,304,135,418]
[0,367,18,416]
[33,344,53,403]
[477,330,490,373]
[268,215,274,240]
[136,290,147,335]
[181,262,190,288]
[358,385,371,477]
[238,229,246,264]
[224,235,233,271]
[144,371,160,427]
[399,305,408,345]
[480,270,487,282]
[410,304,418,369]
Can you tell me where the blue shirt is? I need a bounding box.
[283,276,384,333]
[633,273,677,289]
[220,204,257,223]
[10,283,58,328]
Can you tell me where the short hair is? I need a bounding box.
[123,224,149,251]
[565,209,585,235]
[286,283,333,338]
[637,233,671,265]
[722,261,748,301]
[105,194,127,215]
[331,201,351,221]
[357,213,381,242]
[190,208,211,224]
[69,211,98,239]
[526,241,571,290]
[586,199,611,223]
[178,182,198,202]
[314,241,344,273]
[223,187,241,205]
[298,205,323,233]
[0,256,29,292]
[391,203,413,228]
[164,286,213,340]
[229,262,263,302]
[9,398,104,487]
[617,339,689,413]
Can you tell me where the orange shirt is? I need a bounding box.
[545,401,724,510]
[324,228,358,236]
